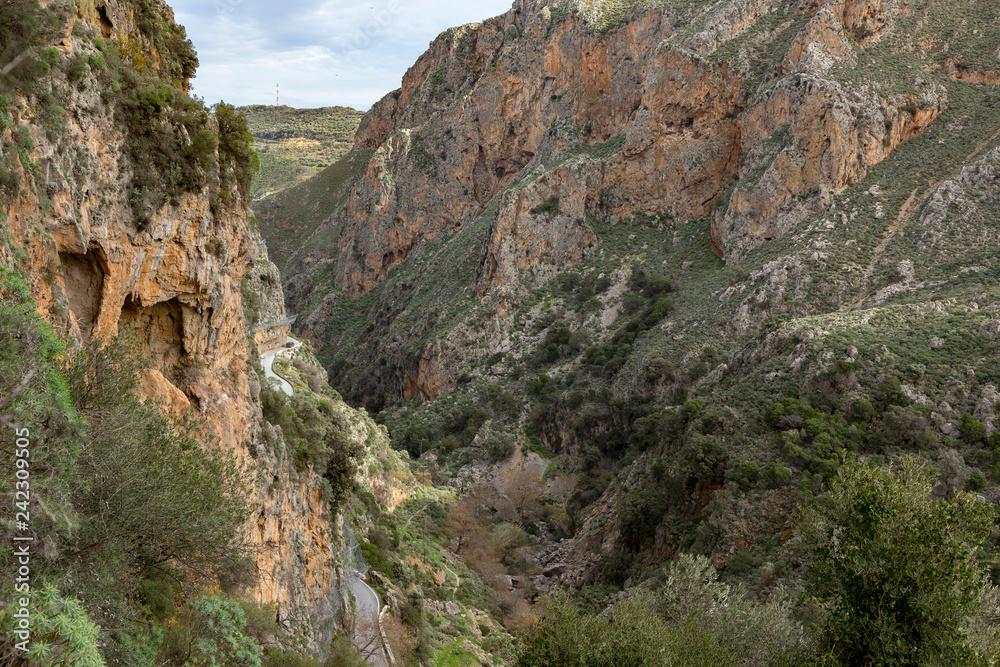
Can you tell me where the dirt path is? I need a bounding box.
[847,125,1000,311]
[441,561,461,596]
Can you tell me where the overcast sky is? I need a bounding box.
[169,0,513,111]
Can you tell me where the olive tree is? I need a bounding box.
[804,459,995,665]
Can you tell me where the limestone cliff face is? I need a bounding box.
[264,0,974,405]
[0,0,363,638]
[314,0,946,303]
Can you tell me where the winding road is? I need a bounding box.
[258,334,389,665]
[261,336,300,396]
[349,575,387,666]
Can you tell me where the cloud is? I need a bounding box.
[169,0,513,110]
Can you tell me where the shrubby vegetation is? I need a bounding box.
[804,460,998,665]
[519,460,1000,666]
[0,267,364,666]
[0,0,257,226]
[117,81,217,222]
[519,554,807,667]
[259,372,363,509]
[217,101,260,204]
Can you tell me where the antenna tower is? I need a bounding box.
[276,83,279,108]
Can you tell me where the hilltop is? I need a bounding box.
[239,104,364,200]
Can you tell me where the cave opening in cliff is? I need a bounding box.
[59,250,107,342]
[97,5,113,39]
[119,295,187,383]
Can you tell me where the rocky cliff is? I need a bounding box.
[253,0,1000,627]
[278,0,953,296]
[257,0,997,407]
[0,0,387,643]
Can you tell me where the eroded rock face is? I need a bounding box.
[333,8,744,297]
[711,0,944,262]
[271,0,950,405]
[312,0,941,306]
[0,0,356,635]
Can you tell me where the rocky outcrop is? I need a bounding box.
[283,0,948,311]
[0,0,355,638]
[257,0,967,406]
[329,7,745,297]
[711,0,944,262]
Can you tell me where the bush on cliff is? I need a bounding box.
[803,459,997,665]
[0,268,256,663]
[259,382,363,509]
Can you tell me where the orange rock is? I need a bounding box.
[138,369,192,421]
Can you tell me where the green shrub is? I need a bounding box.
[962,414,986,443]
[263,646,322,667]
[0,0,63,92]
[759,462,791,489]
[159,596,261,667]
[483,424,517,462]
[536,324,584,364]
[680,433,727,484]
[67,52,88,82]
[875,375,908,408]
[849,398,875,422]
[968,471,988,492]
[400,423,434,458]
[322,636,367,667]
[804,459,994,665]
[63,333,254,624]
[519,556,808,666]
[0,584,105,666]
[530,196,560,216]
[118,82,216,221]
[216,101,260,204]
[619,487,668,550]
[729,461,759,490]
[882,407,931,449]
[400,591,424,629]
[602,550,636,587]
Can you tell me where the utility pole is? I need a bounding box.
[276,82,279,108]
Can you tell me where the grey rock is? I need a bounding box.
[979,321,1000,339]
[543,563,566,578]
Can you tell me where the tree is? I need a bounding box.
[619,487,668,551]
[159,596,261,667]
[498,464,543,520]
[215,101,259,203]
[483,423,517,462]
[803,459,995,665]
[62,333,254,634]
[444,495,489,556]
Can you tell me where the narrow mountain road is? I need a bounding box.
[350,575,388,666]
[261,336,300,396]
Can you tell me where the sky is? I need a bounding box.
[169,0,515,111]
